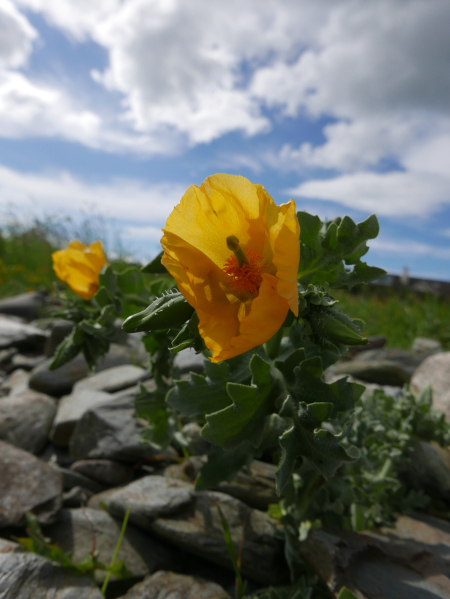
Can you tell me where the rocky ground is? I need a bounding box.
[1,291,450,598]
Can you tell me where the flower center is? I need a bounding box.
[223,236,266,295]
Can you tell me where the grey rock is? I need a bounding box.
[62,486,94,508]
[73,364,148,394]
[182,422,211,456]
[174,348,205,374]
[0,291,45,321]
[120,570,231,599]
[299,523,450,598]
[88,475,195,526]
[411,352,450,420]
[70,459,134,486]
[0,390,57,454]
[333,348,435,386]
[50,388,114,446]
[10,352,46,371]
[0,440,62,528]
[412,337,443,353]
[91,475,287,585]
[0,348,17,366]
[0,539,22,554]
[29,343,136,397]
[44,319,73,357]
[0,315,48,351]
[151,490,288,586]
[404,441,450,502]
[165,458,278,511]
[44,508,176,588]
[38,443,74,468]
[69,398,158,462]
[111,377,156,401]
[0,552,103,598]
[56,466,107,494]
[0,368,30,396]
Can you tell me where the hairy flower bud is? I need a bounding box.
[308,309,368,346]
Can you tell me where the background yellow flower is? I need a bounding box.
[161,174,300,361]
[52,240,107,300]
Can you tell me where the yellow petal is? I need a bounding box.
[52,240,107,300]
[206,274,289,362]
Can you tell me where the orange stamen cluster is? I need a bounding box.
[223,249,267,295]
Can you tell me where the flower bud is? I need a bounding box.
[308,309,368,346]
[122,289,194,333]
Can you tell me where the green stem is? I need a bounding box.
[101,506,131,596]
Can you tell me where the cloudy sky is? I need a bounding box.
[1,0,450,279]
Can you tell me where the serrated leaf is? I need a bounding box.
[201,354,284,448]
[297,212,386,289]
[49,327,81,370]
[276,400,358,494]
[275,351,365,416]
[195,441,256,490]
[166,351,252,417]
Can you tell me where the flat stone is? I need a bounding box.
[411,352,450,420]
[73,364,148,394]
[0,440,62,528]
[174,348,206,374]
[69,398,160,462]
[298,522,450,598]
[182,422,212,456]
[88,475,195,526]
[165,458,278,511]
[333,348,435,386]
[0,552,103,598]
[412,337,443,353]
[91,475,287,585]
[0,390,57,454]
[0,315,48,351]
[50,389,114,446]
[0,292,45,321]
[120,570,231,599]
[0,539,22,554]
[9,352,46,371]
[43,319,74,357]
[55,466,107,494]
[403,441,450,502]
[70,459,134,486]
[62,486,94,508]
[150,490,289,586]
[0,368,30,396]
[0,348,17,366]
[29,343,136,397]
[43,508,176,589]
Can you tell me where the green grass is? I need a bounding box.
[334,286,450,350]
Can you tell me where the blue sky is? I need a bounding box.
[1,1,450,280]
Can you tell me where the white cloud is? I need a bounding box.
[369,238,450,261]
[0,0,36,68]
[0,164,186,224]
[289,170,450,217]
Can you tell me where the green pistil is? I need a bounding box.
[226,236,249,268]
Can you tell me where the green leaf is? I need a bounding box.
[122,289,194,333]
[135,384,177,450]
[338,588,359,599]
[297,212,386,289]
[48,326,81,370]
[116,266,148,296]
[98,265,117,297]
[201,355,284,448]
[275,351,365,416]
[141,251,168,274]
[276,399,359,494]
[167,352,252,417]
[195,442,256,490]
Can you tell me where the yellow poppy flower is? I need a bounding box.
[161,174,300,362]
[52,240,108,300]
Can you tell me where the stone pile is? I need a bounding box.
[1,291,450,598]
